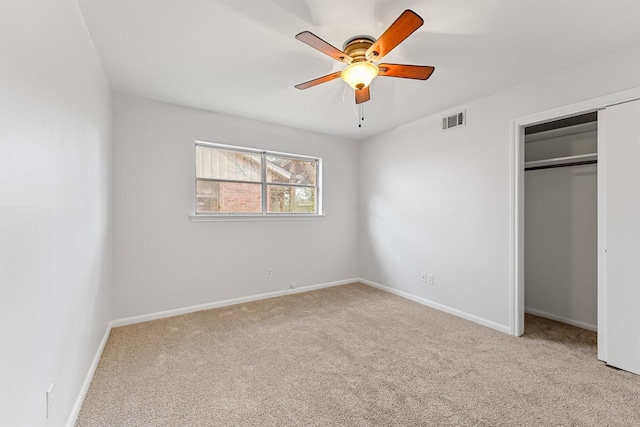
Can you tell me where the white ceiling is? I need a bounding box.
[77,0,640,140]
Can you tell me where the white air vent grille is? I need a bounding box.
[442,110,466,131]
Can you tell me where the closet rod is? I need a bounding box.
[524,153,598,171]
[525,159,597,171]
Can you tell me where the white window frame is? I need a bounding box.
[191,141,323,221]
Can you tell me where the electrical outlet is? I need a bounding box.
[290,282,296,289]
[427,274,435,285]
[420,272,427,282]
[46,383,54,419]
[266,268,272,278]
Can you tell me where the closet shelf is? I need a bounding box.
[525,153,597,171]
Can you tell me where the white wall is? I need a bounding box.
[112,94,359,319]
[524,131,598,330]
[359,46,640,331]
[0,1,112,426]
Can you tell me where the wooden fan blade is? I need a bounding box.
[355,86,370,104]
[295,71,342,90]
[378,64,435,80]
[296,31,353,63]
[366,10,423,61]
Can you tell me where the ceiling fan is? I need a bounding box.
[294,9,435,105]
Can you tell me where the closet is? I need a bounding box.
[523,112,598,331]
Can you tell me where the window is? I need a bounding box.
[195,142,321,215]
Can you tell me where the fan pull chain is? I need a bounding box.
[358,103,365,128]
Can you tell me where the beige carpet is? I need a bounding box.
[76,283,640,426]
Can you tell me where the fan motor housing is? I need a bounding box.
[343,35,376,62]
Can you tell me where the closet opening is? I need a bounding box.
[523,111,598,335]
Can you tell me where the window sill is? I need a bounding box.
[190,214,325,222]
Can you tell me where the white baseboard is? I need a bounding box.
[359,279,512,334]
[66,322,113,427]
[524,307,597,331]
[111,278,358,328]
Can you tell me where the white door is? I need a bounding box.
[599,99,640,375]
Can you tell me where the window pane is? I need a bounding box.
[266,156,316,185]
[196,146,261,182]
[267,185,317,213]
[196,180,261,213]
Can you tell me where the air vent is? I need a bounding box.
[442,110,466,132]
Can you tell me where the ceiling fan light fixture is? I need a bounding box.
[341,62,378,90]
[294,10,432,107]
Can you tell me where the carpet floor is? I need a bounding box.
[76,283,640,426]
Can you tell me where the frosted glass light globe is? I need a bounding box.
[341,62,378,90]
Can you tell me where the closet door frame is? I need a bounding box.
[509,87,640,348]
